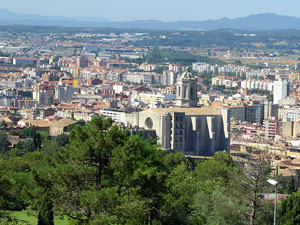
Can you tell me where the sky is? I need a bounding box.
[1,0,300,21]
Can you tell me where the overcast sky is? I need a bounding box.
[1,0,300,21]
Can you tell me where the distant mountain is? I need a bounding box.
[1,9,300,31]
[0,9,110,25]
[107,14,300,30]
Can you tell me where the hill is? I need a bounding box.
[0,9,300,31]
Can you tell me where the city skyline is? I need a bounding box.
[1,0,300,21]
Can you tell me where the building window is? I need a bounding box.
[145,117,153,129]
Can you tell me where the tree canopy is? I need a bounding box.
[0,116,293,224]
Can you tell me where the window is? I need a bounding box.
[145,117,153,129]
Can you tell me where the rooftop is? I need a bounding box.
[149,107,222,116]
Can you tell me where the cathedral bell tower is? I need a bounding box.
[175,72,197,107]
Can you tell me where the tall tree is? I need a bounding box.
[37,192,54,225]
[49,117,130,221]
[110,135,169,223]
[233,156,270,225]
[192,153,248,225]
[0,131,11,154]
[48,117,172,224]
[56,134,69,147]
[160,162,202,225]
[66,116,129,190]
[287,176,297,194]
[278,189,300,225]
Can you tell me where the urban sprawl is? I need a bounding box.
[1,27,300,181]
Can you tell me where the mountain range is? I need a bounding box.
[1,9,300,31]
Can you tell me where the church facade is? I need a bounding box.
[132,107,230,156]
[132,72,231,156]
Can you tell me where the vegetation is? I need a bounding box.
[0,117,295,224]
[250,89,273,100]
[0,131,11,154]
[145,48,225,66]
[279,189,300,225]
[37,193,54,225]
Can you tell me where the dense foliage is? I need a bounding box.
[278,189,300,225]
[0,117,296,224]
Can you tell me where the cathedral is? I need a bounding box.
[132,72,230,156]
[175,71,198,107]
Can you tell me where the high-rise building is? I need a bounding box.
[245,105,263,124]
[273,80,289,104]
[162,70,177,85]
[55,86,78,103]
[264,101,279,119]
[263,118,278,140]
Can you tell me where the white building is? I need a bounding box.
[285,108,300,122]
[273,80,289,104]
[100,109,126,124]
[113,85,128,94]
[162,70,177,85]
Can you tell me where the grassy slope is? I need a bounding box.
[7,210,68,225]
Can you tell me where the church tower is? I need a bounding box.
[175,72,197,107]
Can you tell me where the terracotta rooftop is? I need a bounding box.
[50,118,77,127]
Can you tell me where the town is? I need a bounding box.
[1,26,300,177]
[1,24,300,224]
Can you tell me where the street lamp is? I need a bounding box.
[268,179,278,225]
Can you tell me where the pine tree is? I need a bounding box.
[38,192,54,225]
[278,189,300,225]
[287,176,296,194]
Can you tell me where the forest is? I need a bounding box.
[0,116,299,225]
